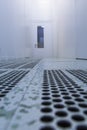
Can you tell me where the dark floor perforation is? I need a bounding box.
[76,125,87,130]
[40,115,54,123]
[0,94,6,97]
[72,115,85,122]
[51,91,59,94]
[61,92,69,95]
[69,90,77,93]
[42,93,50,96]
[63,96,72,100]
[52,99,62,103]
[55,111,68,117]
[42,87,49,89]
[75,98,85,102]
[83,110,87,115]
[54,104,65,109]
[79,103,87,108]
[52,94,60,98]
[77,89,84,91]
[40,70,87,130]
[42,90,50,92]
[80,92,87,95]
[40,126,55,130]
[51,88,58,90]
[50,85,57,87]
[72,94,80,97]
[65,101,75,105]
[42,97,51,100]
[41,101,52,106]
[57,120,71,128]
[68,106,80,112]
[83,96,87,99]
[41,107,53,113]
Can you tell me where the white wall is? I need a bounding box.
[0,0,32,59]
[29,0,77,59]
[75,0,87,59]
[55,0,76,59]
[1,0,86,59]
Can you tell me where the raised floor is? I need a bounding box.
[0,58,87,130]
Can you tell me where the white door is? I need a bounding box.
[31,22,53,58]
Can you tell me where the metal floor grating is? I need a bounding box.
[0,70,6,74]
[0,59,39,69]
[2,62,28,69]
[1,59,87,130]
[19,61,39,69]
[66,70,87,84]
[0,70,29,98]
[40,70,87,130]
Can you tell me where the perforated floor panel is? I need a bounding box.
[5,68,87,130]
[67,70,87,84]
[39,70,87,130]
[0,59,39,69]
[0,70,29,98]
[0,70,6,74]
[1,59,87,130]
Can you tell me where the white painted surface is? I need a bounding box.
[0,0,31,59]
[0,0,87,59]
[75,0,87,59]
[55,0,76,59]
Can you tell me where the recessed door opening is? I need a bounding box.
[37,26,44,48]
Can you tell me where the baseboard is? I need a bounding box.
[76,58,87,60]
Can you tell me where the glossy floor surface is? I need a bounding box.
[0,58,87,130]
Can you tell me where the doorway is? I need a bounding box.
[31,22,53,59]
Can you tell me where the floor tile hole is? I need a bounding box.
[41,101,52,106]
[51,91,59,94]
[53,99,62,103]
[42,93,50,96]
[42,87,49,89]
[40,126,55,130]
[60,89,67,92]
[40,115,54,123]
[55,111,68,117]
[79,103,87,108]
[72,94,80,97]
[72,115,85,122]
[68,107,79,112]
[77,125,87,130]
[52,95,60,98]
[42,90,50,92]
[83,96,87,99]
[0,94,5,97]
[75,98,84,102]
[80,92,87,95]
[42,97,51,100]
[41,107,52,113]
[54,104,65,109]
[61,92,69,95]
[57,120,71,128]
[51,88,58,91]
[65,101,75,105]
[83,110,87,115]
[69,91,77,93]
[77,89,84,91]
[50,85,57,87]
[63,96,72,100]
